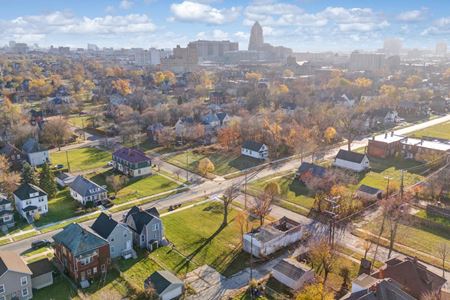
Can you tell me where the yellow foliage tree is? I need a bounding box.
[283,69,294,77]
[296,283,334,300]
[275,84,289,95]
[324,127,337,143]
[112,79,132,96]
[198,158,215,176]
[245,72,262,81]
[354,77,373,89]
[405,75,422,88]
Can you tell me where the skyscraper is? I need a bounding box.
[248,21,264,51]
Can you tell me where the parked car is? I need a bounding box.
[31,239,51,249]
[54,164,64,169]
[107,161,113,167]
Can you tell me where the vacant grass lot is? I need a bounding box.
[410,121,450,140]
[50,147,111,172]
[87,171,181,204]
[249,157,425,214]
[67,115,92,128]
[34,190,89,227]
[166,150,263,176]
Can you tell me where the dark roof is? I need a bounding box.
[335,149,367,164]
[22,205,37,212]
[69,176,107,197]
[52,223,108,256]
[242,140,265,152]
[345,278,415,300]
[273,259,307,281]
[22,138,47,153]
[145,270,183,295]
[297,162,327,178]
[91,212,118,239]
[125,206,160,234]
[373,257,447,299]
[216,112,228,123]
[113,148,150,164]
[358,185,382,195]
[14,183,47,200]
[0,143,23,156]
[27,258,53,278]
[0,195,10,206]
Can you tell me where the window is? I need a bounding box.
[87,269,91,276]
[153,224,159,231]
[101,264,106,273]
[111,246,115,253]
[21,276,28,286]
[22,288,29,297]
[93,267,97,274]
[141,235,145,242]
[0,284,4,293]
[79,255,93,266]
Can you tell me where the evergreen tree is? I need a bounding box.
[21,162,38,185]
[39,163,57,198]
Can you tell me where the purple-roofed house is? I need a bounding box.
[112,148,152,177]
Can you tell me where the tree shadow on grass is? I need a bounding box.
[228,156,263,172]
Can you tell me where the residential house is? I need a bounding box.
[371,257,447,299]
[29,109,44,126]
[124,206,164,251]
[356,185,383,201]
[343,274,415,300]
[280,102,297,114]
[0,195,15,230]
[69,176,108,206]
[144,270,184,300]
[209,91,226,104]
[0,251,33,299]
[201,112,230,131]
[0,142,26,170]
[52,223,111,285]
[364,108,400,129]
[295,162,327,183]
[243,217,303,258]
[175,117,195,138]
[146,123,164,142]
[27,258,54,290]
[13,183,48,224]
[241,141,269,160]
[112,148,152,177]
[272,258,314,291]
[55,172,76,188]
[91,212,133,259]
[108,94,127,107]
[397,100,430,119]
[21,138,49,167]
[333,150,370,172]
[216,112,230,127]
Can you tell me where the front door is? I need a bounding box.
[126,240,131,250]
[81,271,86,281]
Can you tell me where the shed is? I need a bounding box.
[272,258,314,290]
[27,258,54,289]
[144,270,184,300]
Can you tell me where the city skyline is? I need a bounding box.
[1,0,450,51]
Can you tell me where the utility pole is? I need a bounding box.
[244,172,248,210]
[186,151,189,183]
[249,226,254,300]
[65,150,71,172]
[385,176,392,199]
[324,196,340,248]
[400,170,405,200]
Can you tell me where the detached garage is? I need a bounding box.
[27,258,54,290]
[144,270,184,300]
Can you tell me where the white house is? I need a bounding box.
[69,176,108,206]
[333,149,370,172]
[243,217,303,258]
[112,148,152,178]
[272,258,315,291]
[144,270,184,300]
[55,172,76,187]
[21,138,49,167]
[241,141,268,160]
[13,183,48,223]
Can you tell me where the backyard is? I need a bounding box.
[50,147,111,172]
[410,121,450,140]
[165,149,264,176]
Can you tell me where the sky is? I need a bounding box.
[0,0,449,52]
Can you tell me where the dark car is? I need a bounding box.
[54,164,64,169]
[31,239,51,249]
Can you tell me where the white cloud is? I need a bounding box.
[196,29,229,40]
[396,9,427,22]
[170,1,240,24]
[120,0,134,9]
[422,17,450,35]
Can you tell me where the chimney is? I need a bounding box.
[385,132,388,139]
[372,136,375,140]
[391,131,394,137]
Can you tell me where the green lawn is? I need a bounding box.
[33,275,77,300]
[87,171,181,204]
[415,209,450,227]
[67,115,92,128]
[410,121,450,140]
[35,190,88,227]
[50,147,111,172]
[166,150,264,176]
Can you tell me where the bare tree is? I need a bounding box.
[106,175,128,196]
[436,243,448,278]
[221,185,238,227]
[385,193,411,258]
[250,191,273,226]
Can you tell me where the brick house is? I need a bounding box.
[52,223,110,285]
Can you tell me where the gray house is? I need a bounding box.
[124,206,164,251]
[0,251,33,300]
[21,138,49,167]
[91,212,133,259]
[27,258,54,290]
[69,176,108,206]
[0,195,14,230]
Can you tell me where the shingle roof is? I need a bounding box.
[145,270,183,295]
[91,212,118,239]
[335,149,367,164]
[242,140,265,152]
[273,258,307,281]
[358,185,382,195]
[0,143,23,157]
[125,206,159,234]
[27,258,53,278]
[22,138,47,153]
[14,183,47,200]
[0,251,32,277]
[69,176,107,197]
[216,112,228,123]
[113,148,151,164]
[297,162,327,178]
[52,223,108,256]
